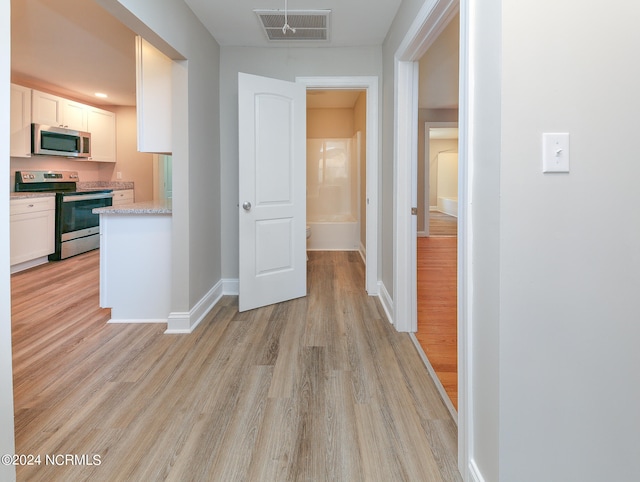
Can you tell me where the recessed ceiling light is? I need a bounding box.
[95,92,108,98]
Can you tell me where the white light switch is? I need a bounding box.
[542,133,570,173]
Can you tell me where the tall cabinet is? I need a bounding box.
[10,84,31,158]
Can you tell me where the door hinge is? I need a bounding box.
[411,207,418,215]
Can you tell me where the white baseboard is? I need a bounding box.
[223,278,239,295]
[469,459,486,482]
[10,256,48,274]
[377,281,394,325]
[410,333,457,423]
[165,279,225,334]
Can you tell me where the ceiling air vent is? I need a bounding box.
[255,10,331,42]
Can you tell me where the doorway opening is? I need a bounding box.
[298,77,379,296]
[306,90,366,262]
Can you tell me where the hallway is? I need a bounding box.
[12,250,460,481]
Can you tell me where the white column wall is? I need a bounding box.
[499,1,640,480]
[96,0,222,318]
[1,0,16,479]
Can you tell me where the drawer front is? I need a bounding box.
[10,197,55,215]
[112,189,135,205]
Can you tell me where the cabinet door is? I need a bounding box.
[62,99,88,131]
[32,90,88,130]
[10,207,55,265]
[87,107,116,162]
[10,84,32,158]
[136,36,172,153]
[112,189,135,205]
[32,90,63,126]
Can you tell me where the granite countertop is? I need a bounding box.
[10,192,56,200]
[93,199,172,215]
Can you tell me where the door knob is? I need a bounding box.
[242,201,252,212]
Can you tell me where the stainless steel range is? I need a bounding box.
[15,170,113,260]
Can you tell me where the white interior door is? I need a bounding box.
[238,72,306,312]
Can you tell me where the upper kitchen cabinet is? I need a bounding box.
[32,90,87,131]
[135,36,172,154]
[10,84,31,158]
[87,106,116,163]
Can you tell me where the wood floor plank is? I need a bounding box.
[12,249,460,481]
[417,235,458,409]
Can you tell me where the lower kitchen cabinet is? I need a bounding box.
[10,196,55,272]
[111,189,135,206]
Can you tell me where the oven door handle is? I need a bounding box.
[62,193,113,202]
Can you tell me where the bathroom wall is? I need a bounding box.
[354,92,367,251]
[307,107,359,223]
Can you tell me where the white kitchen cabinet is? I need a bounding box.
[32,90,88,131]
[10,84,32,158]
[29,87,117,162]
[135,36,172,153]
[10,196,56,272]
[87,106,117,162]
[111,189,135,205]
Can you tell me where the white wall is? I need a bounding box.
[96,0,221,321]
[384,0,500,479]
[113,106,154,202]
[499,1,640,480]
[418,12,459,109]
[219,46,382,279]
[1,1,17,480]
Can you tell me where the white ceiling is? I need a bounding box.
[10,0,406,108]
[11,0,138,106]
[184,0,402,47]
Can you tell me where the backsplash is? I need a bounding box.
[79,181,134,190]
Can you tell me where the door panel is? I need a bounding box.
[238,73,306,312]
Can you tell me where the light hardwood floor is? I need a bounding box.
[11,250,460,481]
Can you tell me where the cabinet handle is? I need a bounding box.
[28,204,34,208]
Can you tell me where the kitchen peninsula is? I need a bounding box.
[94,199,172,325]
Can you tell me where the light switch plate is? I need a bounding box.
[542,133,570,173]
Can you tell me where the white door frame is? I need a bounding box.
[297,76,379,296]
[392,0,472,480]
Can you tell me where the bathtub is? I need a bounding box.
[437,197,458,217]
[307,214,360,251]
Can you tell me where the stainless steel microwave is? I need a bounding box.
[31,123,91,158]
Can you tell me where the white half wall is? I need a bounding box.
[96,0,222,328]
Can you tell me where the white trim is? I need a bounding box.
[296,76,379,296]
[377,281,394,325]
[393,60,419,334]
[469,459,486,482]
[397,0,460,60]
[410,333,457,422]
[223,278,239,295]
[359,241,366,264]
[393,0,470,479]
[165,279,225,333]
[10,256,49,274]
[458,1,473,478]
